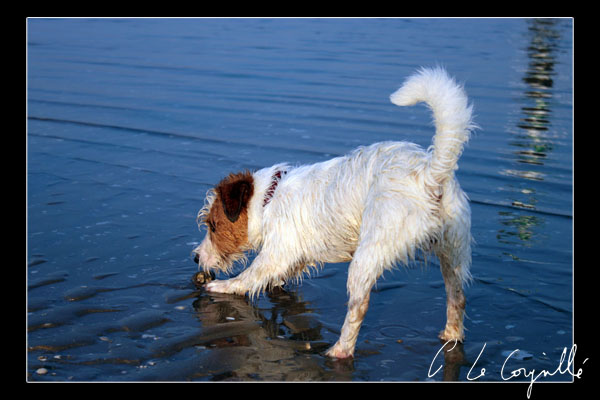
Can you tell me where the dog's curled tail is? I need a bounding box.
[390,67,476,186]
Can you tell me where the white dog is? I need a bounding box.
[192,67,475,359]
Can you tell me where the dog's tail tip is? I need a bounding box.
[390,66,443,106]
[389,66,466,108]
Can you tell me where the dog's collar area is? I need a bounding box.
[263,170,287,207]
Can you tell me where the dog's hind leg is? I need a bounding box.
[325,247,378,359]
[434,188,471,342]
[437,251,467,342]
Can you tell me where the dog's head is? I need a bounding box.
[192,171,254,274]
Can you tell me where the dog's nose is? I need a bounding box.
[191,251,199,264]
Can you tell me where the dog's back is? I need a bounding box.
[265,141,430,263]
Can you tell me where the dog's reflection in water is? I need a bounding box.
[191,286,344,381]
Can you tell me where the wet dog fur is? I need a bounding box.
[192,67,476,358]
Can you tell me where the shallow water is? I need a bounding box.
[27,18,573,382]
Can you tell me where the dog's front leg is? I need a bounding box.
[204,276,245,295]
[205,253,283,297]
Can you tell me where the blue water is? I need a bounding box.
[27,18,573,382]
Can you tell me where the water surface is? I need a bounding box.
[27,18,573,382]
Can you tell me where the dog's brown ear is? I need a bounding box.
[217,173,254,223]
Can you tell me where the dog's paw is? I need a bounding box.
[438,327,465,343]
[205,279,241,295]
[325,342,354,359]
[204,279,231,293]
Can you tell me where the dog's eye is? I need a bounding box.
[207,220,216,233]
